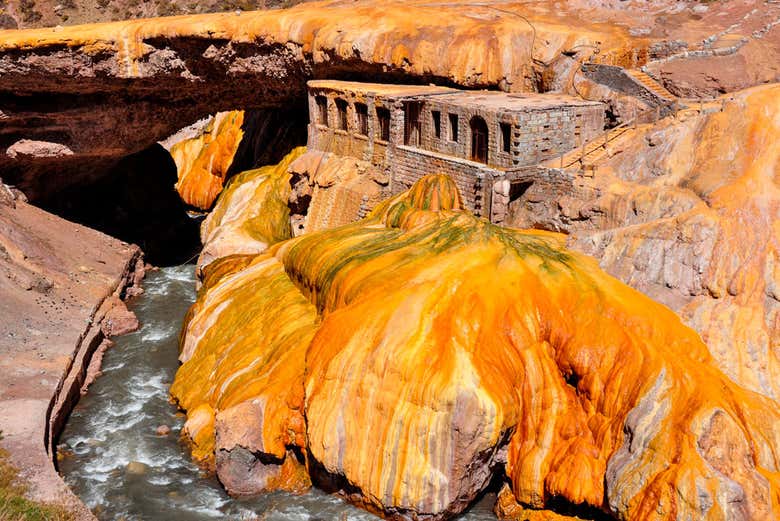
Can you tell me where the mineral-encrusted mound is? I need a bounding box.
[196,146,306,273]
[172,173,780,520]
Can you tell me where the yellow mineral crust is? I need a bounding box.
[197,146,305,273]
[170,252,317,478]
[173,174,780,519]
[171,110,245,210]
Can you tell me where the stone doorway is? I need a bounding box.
[404,102,422,146]
[470,116,488,163]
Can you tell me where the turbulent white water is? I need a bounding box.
[58,265,497,520]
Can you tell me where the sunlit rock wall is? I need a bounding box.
[172,173,780,521]
[0,0,648,200]
[170,110,245,210]
[287,150,390,235]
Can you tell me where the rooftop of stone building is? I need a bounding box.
[307,80,603,111]
[430,90,604,111]
[307,80,455,98]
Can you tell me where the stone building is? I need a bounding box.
[306,80,605,221]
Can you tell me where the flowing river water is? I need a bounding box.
[58,265,497,520]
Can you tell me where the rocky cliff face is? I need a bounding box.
[0,179,143,519]
[168,109,308,210]
[2,0,776,202]
[171,173,780,520]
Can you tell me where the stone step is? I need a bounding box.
[549,126,635,169]
[626,70,677,101]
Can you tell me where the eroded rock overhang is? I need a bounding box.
[0,0,650,199]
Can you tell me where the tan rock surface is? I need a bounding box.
[288,150,389,235]
[575,84,780,401]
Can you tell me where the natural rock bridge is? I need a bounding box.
[0,0,649,200]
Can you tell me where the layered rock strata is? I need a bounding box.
[172,174,780,520]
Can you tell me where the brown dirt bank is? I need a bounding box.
[0,181,143,519]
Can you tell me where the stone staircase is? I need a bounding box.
[547,92,726,172]
[625,69,677,104]
[580,64,678,112]
[545,125,637,170]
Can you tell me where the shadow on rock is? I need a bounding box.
[43,144,201,266]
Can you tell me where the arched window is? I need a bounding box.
[470,116,489,163]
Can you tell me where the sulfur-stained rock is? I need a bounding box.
[196,147,306,274]
[494,484,591,521]
[545,84,780,404]
[171,111,245,210]
[172,252,318,492]
[173,174,780,520]
[180,403,217,468]
[197,146,390,275]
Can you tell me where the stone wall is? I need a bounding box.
[308,88,605,170]
[388,145,495,217]
[307,89,397,163]
[307,87,606,222]
[490,166,582,227]
[417,99,604,168]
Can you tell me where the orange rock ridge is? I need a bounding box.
[172,172,780,520]
[171,110,245,210]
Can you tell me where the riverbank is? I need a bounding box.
[0,183,143,520]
